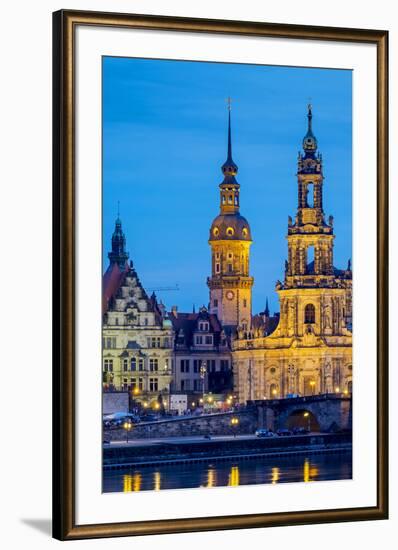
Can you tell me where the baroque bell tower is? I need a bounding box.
[276,105,352,338]
[207,101,253,329]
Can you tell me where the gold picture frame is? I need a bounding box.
[53,9,388,540]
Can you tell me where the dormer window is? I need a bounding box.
[199,322,209,331]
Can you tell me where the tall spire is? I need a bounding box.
[302,103,318,155]
[222,97,238,177]
[265,297,270,318]
[108,207,129,270]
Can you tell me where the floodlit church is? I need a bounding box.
[232,105,352,402]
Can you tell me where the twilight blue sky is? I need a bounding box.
[103,57,352,315]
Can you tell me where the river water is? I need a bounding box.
[103,450,352,493]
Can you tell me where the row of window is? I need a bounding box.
[180,359,229,373]
[221,194,239,205]
[147,337,170,348]
[180,379,202,391]
[122,377,159,392]
[195,335,213,345]
[104,358,169,372]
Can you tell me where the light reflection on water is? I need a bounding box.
[104,451,352,493]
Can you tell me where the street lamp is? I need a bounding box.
[231,416,239,437]
[123,421,132,443]
[200,361,207,404]
[303,411,311,432]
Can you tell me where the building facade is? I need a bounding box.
[102,216,173,409]
[232,106,353,402]
[169,306,232,399]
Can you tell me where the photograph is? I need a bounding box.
[101,56,353,493]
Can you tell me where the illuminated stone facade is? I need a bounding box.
[102,217,173,409]
[232,106,352,402]
[207,108,253,329]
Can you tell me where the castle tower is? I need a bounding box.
[276,105,352,339]
[107,210,129,270]
[207,103,253,329]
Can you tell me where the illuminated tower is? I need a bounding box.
[277,104,352,338]
[207,102,253,329]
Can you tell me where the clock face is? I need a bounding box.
[226,291,234,301]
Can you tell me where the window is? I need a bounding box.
[227,252,233,260]
[304,303,316,324]
[242,227,248,237]
[180,359,190,373]
[207,359,216,373]
[222,196,226,204]
[104,359,113,372]
[149,378,158,392]
[115,317,119,326]
[220,359,229,371]
[226,227,234,236]
[228,263,233,273]
[164,337,169,348]
[199,322,209,331]
[130,357,136,371]
[194,379,202,391]
[243,299,247,308]
[149,358,158,371]
[213,227,219,236]
[138,377,143,390]
[215,263,220,273]
[306,183,314,207]
[228,195,233,204]
[106,338,112,349]
[215,252,220,260]
[195,335,203,345]
[213,299,218,307]
[123,358,128,372]
[138,358,144,371]
[205,335,213,345]
[234,195,238,205]
[193,360,199,373]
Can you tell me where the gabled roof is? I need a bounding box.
[168,310,225,348]
[102,262,128,315]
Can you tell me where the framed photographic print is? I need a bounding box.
[53,9,388,540]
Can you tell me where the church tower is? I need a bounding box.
[108,212,129,270]
[207,103,253,329]
[276,105,352,338]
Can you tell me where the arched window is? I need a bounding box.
[304,304,316,324]
[347,380,353,393]
[269,383,278,398]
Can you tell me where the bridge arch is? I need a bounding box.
[285,408,320,432]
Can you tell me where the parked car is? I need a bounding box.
[255,429,276,438]
[276,429,293,436]
[292,427,309,435]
